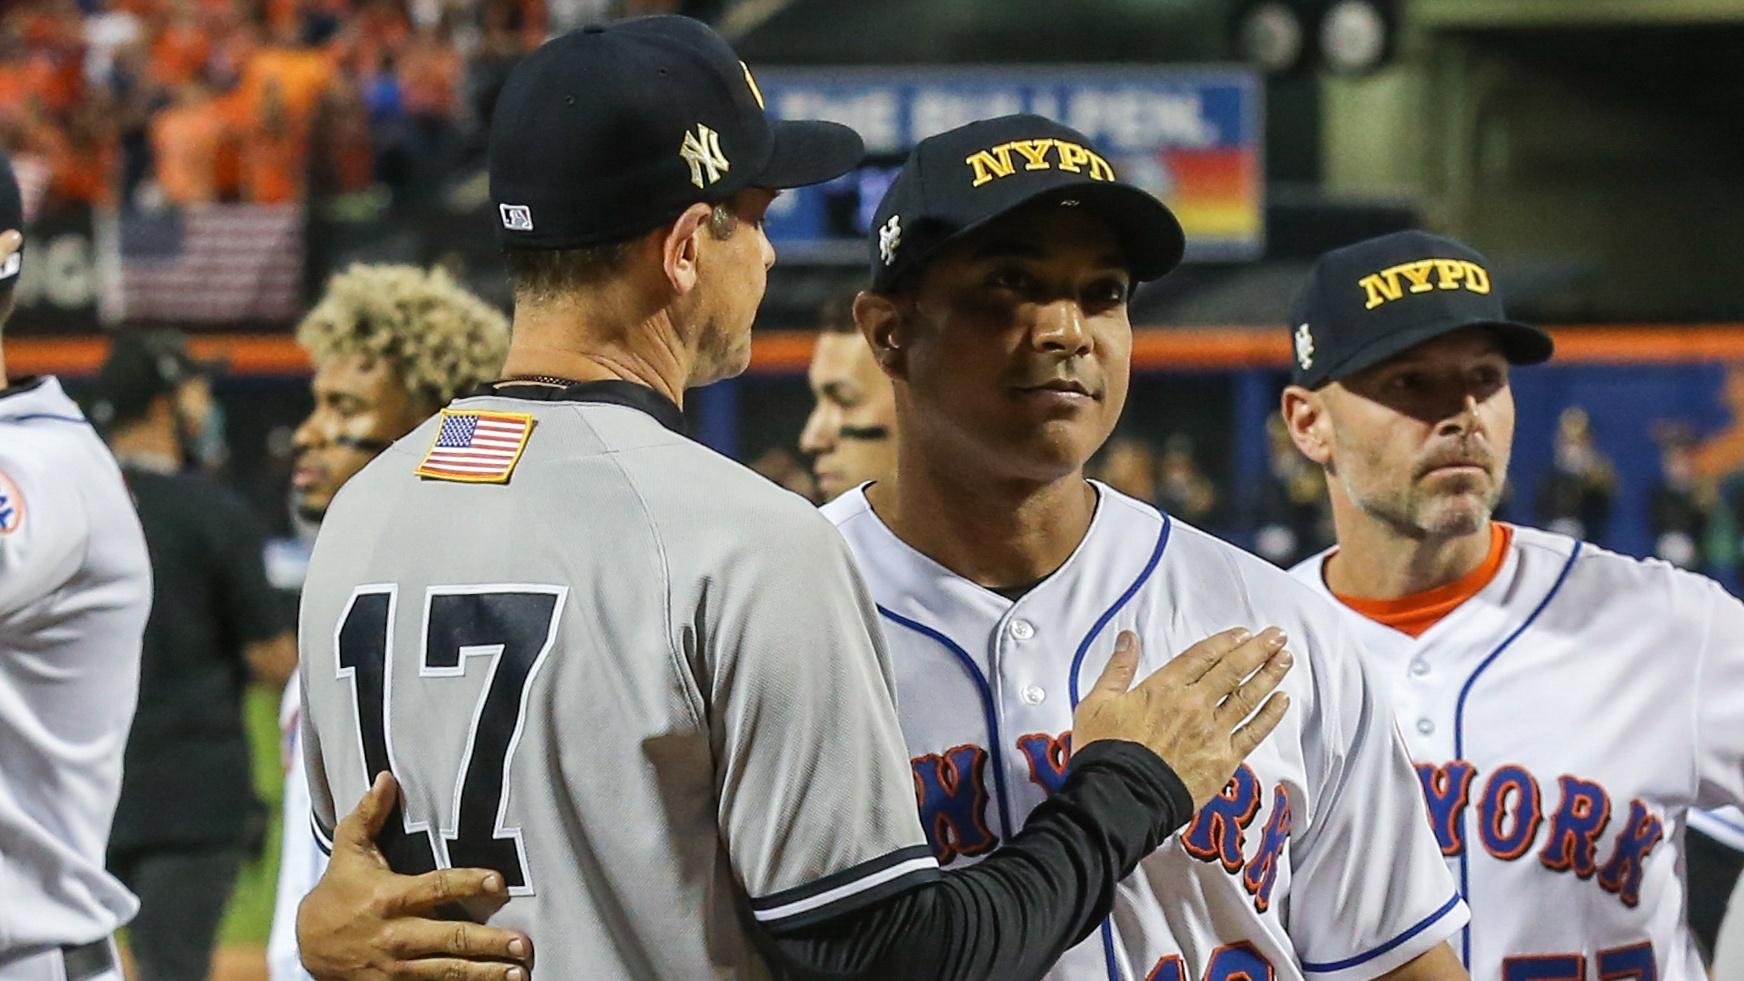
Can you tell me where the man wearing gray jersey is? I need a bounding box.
[292,17,1292,981]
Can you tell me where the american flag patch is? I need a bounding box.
[416,409,535,483]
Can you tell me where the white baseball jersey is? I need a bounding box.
[1292,524,1744,980]
[821,482,1467,981]
[268,674,320,981]
[0,377,150,973]
[1689,807,1744,853]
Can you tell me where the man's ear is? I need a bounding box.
[660,203,715,295]
[1280,384,1335,467]
[855,291,909,380]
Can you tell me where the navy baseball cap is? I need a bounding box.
[488,15,863,250]
[1,151,22,285]
[1288,230,1553,390]
[88,330,223,427]
[869,114,1185,293]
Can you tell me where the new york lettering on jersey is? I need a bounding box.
[1293,524,1744,979]
[826,482,1469,981]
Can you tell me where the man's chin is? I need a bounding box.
[1417,496,1495,538]
[294,498,330,525]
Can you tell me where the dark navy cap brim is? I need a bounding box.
[751,120,865,189]
[1308,316,1554,389]
[902,180,1186,287]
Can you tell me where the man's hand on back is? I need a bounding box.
[297,773,534,981]
[1074,627,1294,810]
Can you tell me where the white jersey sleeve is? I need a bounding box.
[1286,621,1469,978]
[0,447,89,614]
[269,676,320,981]
[1695,580,1744,812]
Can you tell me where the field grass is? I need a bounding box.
[217,687,288,945]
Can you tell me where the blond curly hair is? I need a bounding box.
[296,264,510,410]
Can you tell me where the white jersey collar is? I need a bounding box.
[0,376,83,422]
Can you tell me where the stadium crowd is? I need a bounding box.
[0,0,719,215]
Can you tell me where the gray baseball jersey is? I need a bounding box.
[298,383,937,980]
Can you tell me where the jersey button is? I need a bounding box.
[1009,619,1036,641]
[1021,685,1045,705]
[1410,659,1430,677]
[1416,718,1435,735]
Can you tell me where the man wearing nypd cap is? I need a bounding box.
[291,18,1292,981]
[1281,231,1744,977]
[0,155,152,981]
[821,117,1469,979]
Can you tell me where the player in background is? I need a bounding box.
[1279,231,1744,978]
[815,113,1468,981]
[799,290,897,500]
[0,154,152,981]
[264,264,511,981]
[290,19,1294,981]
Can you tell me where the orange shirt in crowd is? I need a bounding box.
[1332,523,1515,638]
[398,39,459,118]
[149,19,212,86]
[240,45,336,122]
[240,121,307,203]
[151,97,227,204]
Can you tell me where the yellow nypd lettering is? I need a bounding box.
[964,138,1117,187]
[1358,258,1493,310]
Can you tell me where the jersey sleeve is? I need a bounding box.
[299,666,338,856]
[700,510,938,932]
[1283,624,1469,980]
[1695,580,1744,811]
[0,451,91,616]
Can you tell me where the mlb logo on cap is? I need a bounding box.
[500,205,534,232]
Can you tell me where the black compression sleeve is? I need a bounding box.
[1687,825,1744,964]
[765,740,1193,980]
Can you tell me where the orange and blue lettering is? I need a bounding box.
[1539,775,1612,877]
[1598,801,1664,908]
[1242,785,1293,913]
[1182,764,1261,872]
[1415,760,1475,857]
[1503,954,1585,980]
[1016,731,1072,796]
[1206,942,1274,981]
[1596,941,1656,980]
[911,744,996,865]
[1478,764,1542,860]
[1146,955,1186,981]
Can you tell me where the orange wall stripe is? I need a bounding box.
[9,325,1744,378]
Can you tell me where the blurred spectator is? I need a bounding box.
[749,445,817,501]
[1252,414,1333,568]
[1534,405,1616,542]
[1095,435,1157,504]
[241,77,307,202]
[91,329,296,981]
[150,80,225,204]
[1649,421,1712,570]
[798,291,896,503]
[1157,433,1219,527]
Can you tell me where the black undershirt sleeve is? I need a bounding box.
[1687,826,1744,964]
[764,740,1193,981]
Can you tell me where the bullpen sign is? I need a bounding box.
[756,66,1263,262]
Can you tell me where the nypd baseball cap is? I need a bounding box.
[868,114,1185,293]
[488,15,863,250]
[1,151,22,285]
[1288,230,1553,390]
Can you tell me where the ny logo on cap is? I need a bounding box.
[1294,323,1315,370]
[680,124,731,189]
[499,204,534,231]
[879,215,902,265]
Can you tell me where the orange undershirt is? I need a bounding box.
[1332,523,1513,638]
